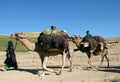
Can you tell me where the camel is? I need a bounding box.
[71,36,109,69]
[10,32,73,75]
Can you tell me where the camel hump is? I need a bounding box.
[92,36,105,43]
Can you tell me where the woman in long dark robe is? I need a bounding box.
[4,41,18,70]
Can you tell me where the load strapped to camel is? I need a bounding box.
[42,28,60,35]
[37,29,69,52]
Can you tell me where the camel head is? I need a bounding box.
[69,36,81,46]
[10,32,27,40]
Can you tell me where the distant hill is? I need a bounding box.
[22,32,40,37]
[0,32,40,38]
[0,32,120,51]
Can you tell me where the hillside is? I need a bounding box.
[0,32,120,51]
[0,32,39,51]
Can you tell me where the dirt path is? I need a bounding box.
[0,50,120,82]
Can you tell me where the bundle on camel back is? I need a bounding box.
[10,32,73,76]
[37,32,69,52]
[71,36,109,69]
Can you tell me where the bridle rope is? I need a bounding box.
[14,40,18,51]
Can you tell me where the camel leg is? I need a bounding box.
[87,53,93,68]
[58,51,66,75]
[99,49,109,68]
[98,55,104,68]
[42,56,54,72]
[88,56,93,68]
[67,53,73,72]
[40,56,44,70]
[105,54,109,68]
[104,49,109,68]
[39,56,45,76]
[39,56,54,76]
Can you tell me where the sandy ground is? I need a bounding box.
[0,48,120,82]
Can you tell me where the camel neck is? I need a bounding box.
[19,38,35,51]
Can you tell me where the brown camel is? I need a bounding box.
[71,36,109,68]
[10,32,73,75]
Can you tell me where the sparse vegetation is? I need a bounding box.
[0,35,37,52]
[0,33,120,51]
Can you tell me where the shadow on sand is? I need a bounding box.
[82,66,120,74]
[0,69,4,71]
[17,68,40,75]
[9,65,70,75]
[98,66,120,73]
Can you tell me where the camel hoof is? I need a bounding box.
[38,71,45,77]
[98,66,102,70]
[55,70,62,75]
[55,72,60,75]
[87,67,92,69]
[68,69,72,72]
[39,73,45,77]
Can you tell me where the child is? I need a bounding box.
[84,30,92,39]
[4,41,18,70]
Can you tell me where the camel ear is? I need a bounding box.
[20,32,26,38]
[10,34,13,38]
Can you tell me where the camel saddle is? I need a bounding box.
[81,36,105,50]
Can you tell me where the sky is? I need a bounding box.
[0,0,120,38]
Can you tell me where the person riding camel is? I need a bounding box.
[82,30,92,42]
[84,30,92,39]
[74,30,92,52]
[50,26,60,35]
